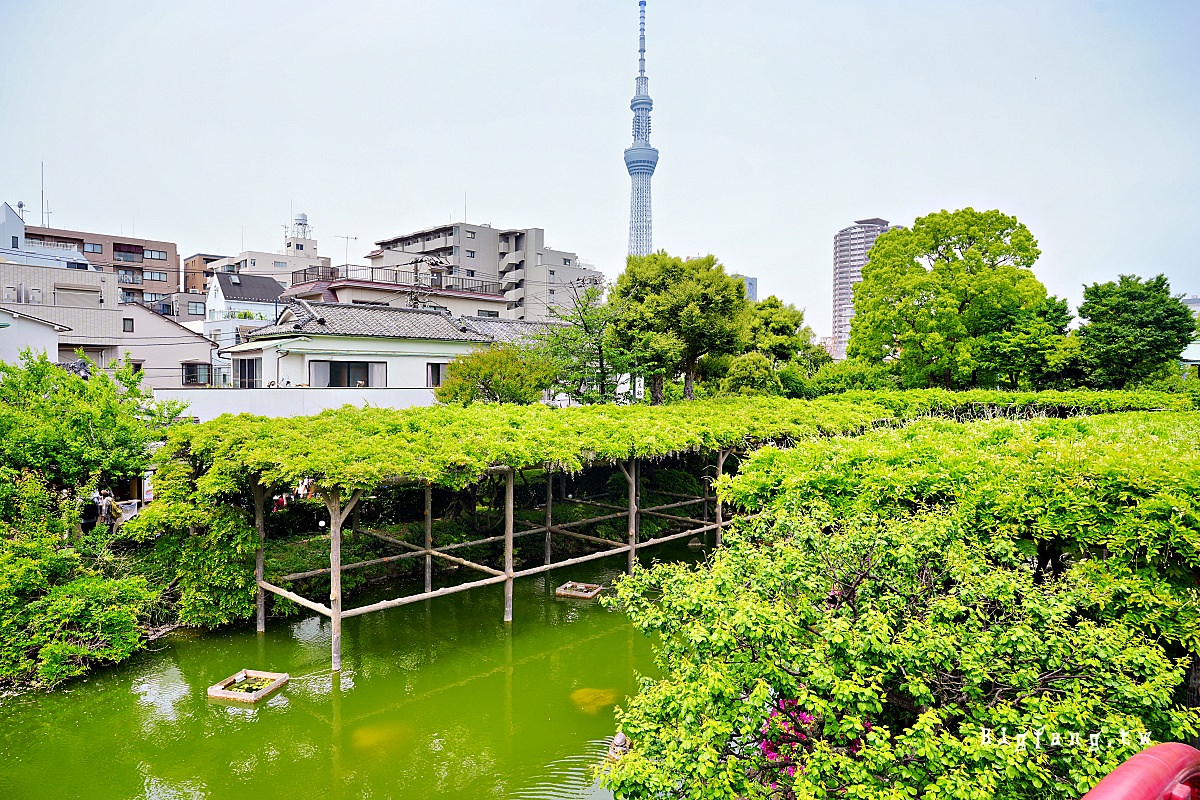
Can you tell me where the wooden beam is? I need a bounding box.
[544,466,553,565]
[342,574,510,618]
[258,580,332,617]
[627,458,638,575]
[425,548,503,576]
[280,550,425,581]
[516,519,625,548]
[512,543,634,579]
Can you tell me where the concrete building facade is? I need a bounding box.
[362,222,602,321]
[197,216,331,292]
[21,221,181,304]
[831,217,891,360]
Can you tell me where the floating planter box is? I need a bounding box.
[556,581,603,600]
[207,669,289,703]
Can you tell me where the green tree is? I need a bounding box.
[610,252,749,403]
[720,352,783,396]
[746,296,827,370]
[534,285,632,404]
[435,344,556,405]
[848,208,1053,389]
[0,350,183,512]
[1077,274,1197,388]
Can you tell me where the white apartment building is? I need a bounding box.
[831,217,892,360]
[200,214,331,292]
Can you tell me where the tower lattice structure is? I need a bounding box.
[624,0,658,257]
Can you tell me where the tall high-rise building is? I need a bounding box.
[831,217,891,360]
[624,0,658,256]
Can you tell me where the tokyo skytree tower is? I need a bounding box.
[624,0,659,256]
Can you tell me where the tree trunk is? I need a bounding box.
[683,369,695,401]
[650,375,664,406]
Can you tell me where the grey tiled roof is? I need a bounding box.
[460,316,559,344]
[251,302,491,342]
[216,273,286,303]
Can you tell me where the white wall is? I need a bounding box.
[156,386,437,421]
[0,310,60,365]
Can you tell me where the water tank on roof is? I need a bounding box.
[295,213,308,227]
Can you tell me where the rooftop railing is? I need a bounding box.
[290,265,502,295]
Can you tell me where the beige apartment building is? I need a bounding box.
[352,221,603,322]
[23,223,181,305]
[182,253,227,293]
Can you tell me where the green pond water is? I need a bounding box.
[0,542,703,800]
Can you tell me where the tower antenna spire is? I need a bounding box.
[624,0,659,256]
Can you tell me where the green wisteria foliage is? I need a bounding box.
[604,412,1200,798]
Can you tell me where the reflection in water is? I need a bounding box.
[570,688,618,715]
[0,545,694,799]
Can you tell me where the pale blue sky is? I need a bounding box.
[1,0,1196,336]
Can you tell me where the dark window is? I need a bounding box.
[10,236,17,248]
[188,302,205,315]
[476,310,499,318]
[309,360,384,387]
[84,242,103,254]
[146,271,168,282]
[182,363,211,385]
[234,358,262,388]
[427,362,447,388]
[295,243,304,251]
[113,243,144,263]
[122,318,134,332]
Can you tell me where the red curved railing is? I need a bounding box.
[1082,743,1200,800]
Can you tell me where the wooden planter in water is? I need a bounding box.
[207,669,289,702]
[555,581,603,600]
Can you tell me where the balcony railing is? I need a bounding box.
[290,265,502,295]
[24,239,79,252]
[118,273,144,285]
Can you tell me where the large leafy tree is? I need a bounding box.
[848,208,1060,389]
[0,350,181,494]
[747,295,830,372]
[610,252,749,403]
[534,285,632,404]
[1077,274,1197,388]
[435,344,556,405]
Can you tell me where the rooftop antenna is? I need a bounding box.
[40,161,44,226]
[335,234,357,270]
[16,201,25,221]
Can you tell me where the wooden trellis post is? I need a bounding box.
[619,458,639,575]
[424,485,433,593]
[252,480,267,634]
[544,466,554,565]
[503,469,515,623]
[321,485,364,672]
[714,448,731,548]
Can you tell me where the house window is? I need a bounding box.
[29,288,42,304]
[465,250,476,258]
[144,292,168,302]
[466,230,475,239]
[118,270,143,285]
[562,258,571,266]
[476,309,499,318]
[113,244,144,262]
[234,357,262,388]
[145,249,167,260]
[548,270,556,283]
[182,363,211,385]
[274,261,287,268]
[10,236,17,249]
[2,287,14,302]
[123,318,134,332]
[250,259,256,266]
[426,362,448,388]
[466,269,475,277]
[549,289,556,301]
[84,242,103,253]
[188,302,205,315]
[309,360,385,388]
[146,271,168,282]
[295,243,304,251]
